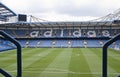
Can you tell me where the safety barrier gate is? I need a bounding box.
[0,30,22,77]
[102,33,120,77]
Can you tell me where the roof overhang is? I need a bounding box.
[0,2,17,21]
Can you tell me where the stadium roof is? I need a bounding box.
[0,21,119,28]
[0,2,17,21]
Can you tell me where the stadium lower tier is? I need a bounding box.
[0,39,120,51]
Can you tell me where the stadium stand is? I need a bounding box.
[0,39,16,51]
[0,26,120,49]
[0,2,120,51]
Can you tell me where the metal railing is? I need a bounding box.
[0,30,22,77]
[102,33,120,77]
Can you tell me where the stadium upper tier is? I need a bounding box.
[0,21,119,38]
[0,22,120,50]
[0,27,119,38]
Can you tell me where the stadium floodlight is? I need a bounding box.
[103,33,120,77]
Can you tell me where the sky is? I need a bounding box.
[1,0,120,21]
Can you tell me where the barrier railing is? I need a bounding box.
[0,30,22,77]
[102,33,120,77]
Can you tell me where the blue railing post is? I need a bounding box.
[102,33,120,77]
[0,30,22,77]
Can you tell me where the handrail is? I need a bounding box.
[0,68,12,77]
[102,33,120,77]
[0,30,22,77]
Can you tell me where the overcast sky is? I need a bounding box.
[1,0,120,21]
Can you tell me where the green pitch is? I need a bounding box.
[0,48,120,77]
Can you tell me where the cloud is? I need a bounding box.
[1,0,52,13]
[1,0,120,21]
[53,0,120,17]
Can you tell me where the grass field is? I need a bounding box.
[0,48,120,77]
